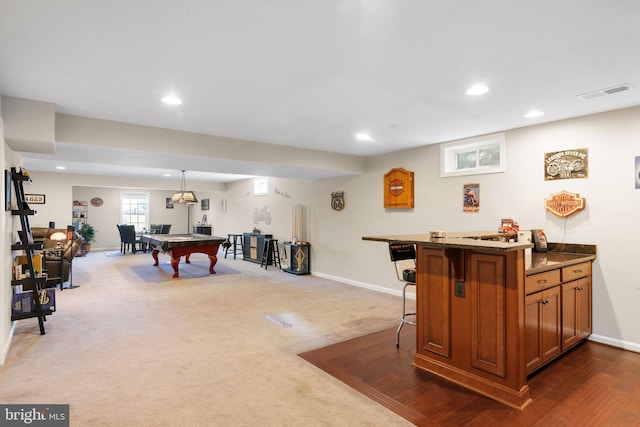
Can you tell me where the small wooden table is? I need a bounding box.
[141,234,226,278]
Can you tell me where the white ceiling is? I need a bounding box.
[1,1,640,182]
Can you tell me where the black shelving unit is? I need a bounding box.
[10,167,52,335]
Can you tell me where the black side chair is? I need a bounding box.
[389,242,417,347]
[160,224,172,234]
[119,224,145,254]
[116,224,126,253]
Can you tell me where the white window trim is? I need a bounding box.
[440,132,506,177]
[121,192,150,232]
[253,177,269,196]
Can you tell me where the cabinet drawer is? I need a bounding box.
[526,269,561,294]
[562,262,591,282]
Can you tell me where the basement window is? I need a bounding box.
[121,192,149,232]
[440,132,506,177]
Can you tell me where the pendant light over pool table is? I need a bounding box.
[172,170,198,204]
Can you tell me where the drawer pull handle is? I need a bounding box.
[573,269,583,274]
[537,279,548,284]
[540,299,549,305]
[577,287,584,291]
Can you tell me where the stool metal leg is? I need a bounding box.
[396,282,416,348]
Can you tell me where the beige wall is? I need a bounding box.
[2,105,640,365]
[310,106,640,352]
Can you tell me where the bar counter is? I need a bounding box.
[363,231,596,410]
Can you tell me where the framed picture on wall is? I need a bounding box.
[25,194,46,204]
[166,198,174,209]
[201,198,209,211]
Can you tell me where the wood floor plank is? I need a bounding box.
[299,327,640,426]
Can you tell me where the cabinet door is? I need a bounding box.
[562,277,592,350]
[525,286,561,373]
[383,168,414,209]
[469,252,506,377]
[416,247,451,358]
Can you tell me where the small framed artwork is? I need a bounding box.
[25,194,46,204]
[463,183,480,212]
[4,170,12,211]
[201,198,210,211]
[166,198,174,209]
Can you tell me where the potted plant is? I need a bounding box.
[77,223,96,254]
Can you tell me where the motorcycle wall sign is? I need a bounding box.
[544,148,588,180]
[253,205,272,225]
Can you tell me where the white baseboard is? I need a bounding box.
[311,271,416,300]
[1,322,17,365]
[589,334,640,353]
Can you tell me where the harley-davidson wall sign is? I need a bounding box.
[544,191,585,217]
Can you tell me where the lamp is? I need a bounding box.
[172,170,198,204]
[50,231,67,249]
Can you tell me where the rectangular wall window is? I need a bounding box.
[121,192,149,232]
[440,132,506,177]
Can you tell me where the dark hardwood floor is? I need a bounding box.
[299,328,640,426]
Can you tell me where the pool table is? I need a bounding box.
[141,233,226,278]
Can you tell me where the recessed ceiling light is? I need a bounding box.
[55,166,66,170]
[355,133,373,141]
[524,110,544,118]
[465,84,489,96]
[163,173,171,177]
[161,95,182,105]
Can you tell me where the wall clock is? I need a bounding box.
[384,167,414,209]
[90,197,104,207]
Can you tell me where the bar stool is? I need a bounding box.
[224,233,244,259]
[261,238,281,270]
[389,242,417,348]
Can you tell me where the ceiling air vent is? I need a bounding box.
[577,83,632,101]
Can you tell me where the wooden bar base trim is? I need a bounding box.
[414,353,532,410]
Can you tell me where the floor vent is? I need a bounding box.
[577,84,632,101]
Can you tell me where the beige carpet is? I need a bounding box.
[1,251,414,426]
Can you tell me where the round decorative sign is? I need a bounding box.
[90,197,104,207]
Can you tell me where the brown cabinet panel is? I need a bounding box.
[525,286,561,373]
[562,277,592,350]
[416,247,451,357]
[469,253,506,377]
[525,269,561,295]
[562,262,591,282]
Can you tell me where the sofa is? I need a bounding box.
[31,227,83,288]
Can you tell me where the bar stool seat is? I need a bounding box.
[389,242,417,348]
[260,238,281,270]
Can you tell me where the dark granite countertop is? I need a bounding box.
[526,243,597,275]
[363,233,596,272]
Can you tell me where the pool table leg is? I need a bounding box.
[170,255,181,278]
[208,253,218,274]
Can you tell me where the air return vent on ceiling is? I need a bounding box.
[576,83,632,101]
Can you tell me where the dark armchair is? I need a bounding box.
[117,224,145,254]
[43,232,83,290]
